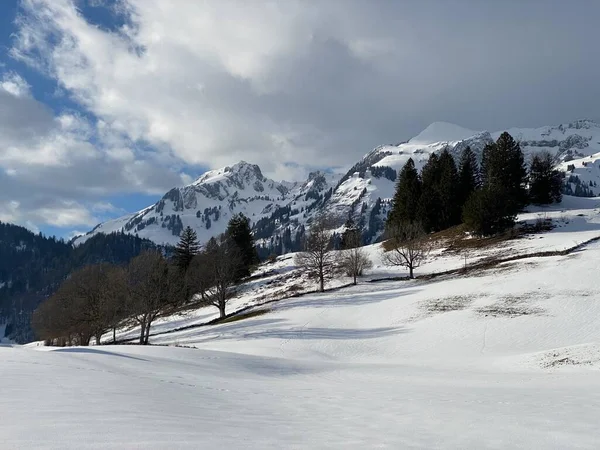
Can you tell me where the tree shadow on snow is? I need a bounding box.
[272,287,422,311]
[196,320,407,343]
[52,347,148,361]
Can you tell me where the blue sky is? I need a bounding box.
[2,0,600,240]
[0,1,207,238]
[0,1,165,237]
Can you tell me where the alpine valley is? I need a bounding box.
[73,119,600,255]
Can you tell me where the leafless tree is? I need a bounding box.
[201,236,243,319]
[104,266,128,343]
[295,214,336,292]
[382,221,431,279]
[76,264,128,345]
[185,252,211,304]
[125,250,184,345]
[32,263,126,346]
[338,230,373,285]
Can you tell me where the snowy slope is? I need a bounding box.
[76,119,600,249]
[6,208,600,448]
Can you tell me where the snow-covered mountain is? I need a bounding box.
[75,119,600,252]
[74,161,337,250]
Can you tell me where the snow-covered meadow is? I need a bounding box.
[4,199,600,448]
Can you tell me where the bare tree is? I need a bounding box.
[104,266,128,343]
[32,264,126,346]
[382,221,430,279]
[202,236,243,319]
[339,228,372,285]
[75,264,127,345]
[185,252,211,303]
[295,214,336,292]
[125,250,183,345]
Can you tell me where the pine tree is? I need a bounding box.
[174,226,200,271]
[464,132,526,236]
[387,158,421,229]
[457,145,480,207]
[340,217,361,249]
[483,132,528,213]
[416,149,460,232]
[436,148,460,229]
[417,153,442,232]
[529,152,563,204]
[462,186,516,236]
[226,213,259,279]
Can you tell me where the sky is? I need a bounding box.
[1,0,600,238]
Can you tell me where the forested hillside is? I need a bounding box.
[0,222,158,343]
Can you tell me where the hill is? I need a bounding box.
[5,199,600,448]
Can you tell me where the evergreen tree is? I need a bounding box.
[174,226,200,270]
[387,158,422,229]
[416,153,442,232]
[482,132,528,213]
[462,186,516,236]
[467,132,528,236]
[340,217,361,249]
[226,213,259,279]
[416,149,460,232]
[457,145,480,206]
[529,152,563,204]
[436,148,461,229]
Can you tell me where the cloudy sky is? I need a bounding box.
[1,0,599,237]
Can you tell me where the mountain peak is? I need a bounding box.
[410,122,478,145]
[192,161,265,186]
[226,161,264,179]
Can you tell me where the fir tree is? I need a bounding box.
[226,213,259,279]
[387,158,422,229]
[416,149,460,232]
[483,132,528,213]
[462,186,516,236]
[340,217,361,249]
[468,132,528,236]
[416,153,442,232]
[436,148,461,229]
[457,145,480,206]
[174,226,200,271]
[529,152,563,204]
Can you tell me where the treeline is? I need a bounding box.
[0,224,158,343]
[387,132,563,237]
[32,213,259,346]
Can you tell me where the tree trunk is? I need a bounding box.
[143,321,152,345]
[409,265,414,279]
[139,321,146,345]
[353,272,357,285]
[112,327,116,344]
[319,275,324,292]
[219,302,226,319]
[95,335,101,346]
[79,333,91,346]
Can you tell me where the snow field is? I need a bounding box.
[6,201,600,448]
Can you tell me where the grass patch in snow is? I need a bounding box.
[476,294,546,318]
[216,309,271,324]
[422,295,475,314]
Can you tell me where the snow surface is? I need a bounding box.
[409,121,478,144]
[6,200,600,448]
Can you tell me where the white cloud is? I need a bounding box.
[91,202,122,214]
[5,0,600,233]
[0,72,31,97]
[33,201,98,228]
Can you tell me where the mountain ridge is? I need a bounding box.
[74,119,600,253]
